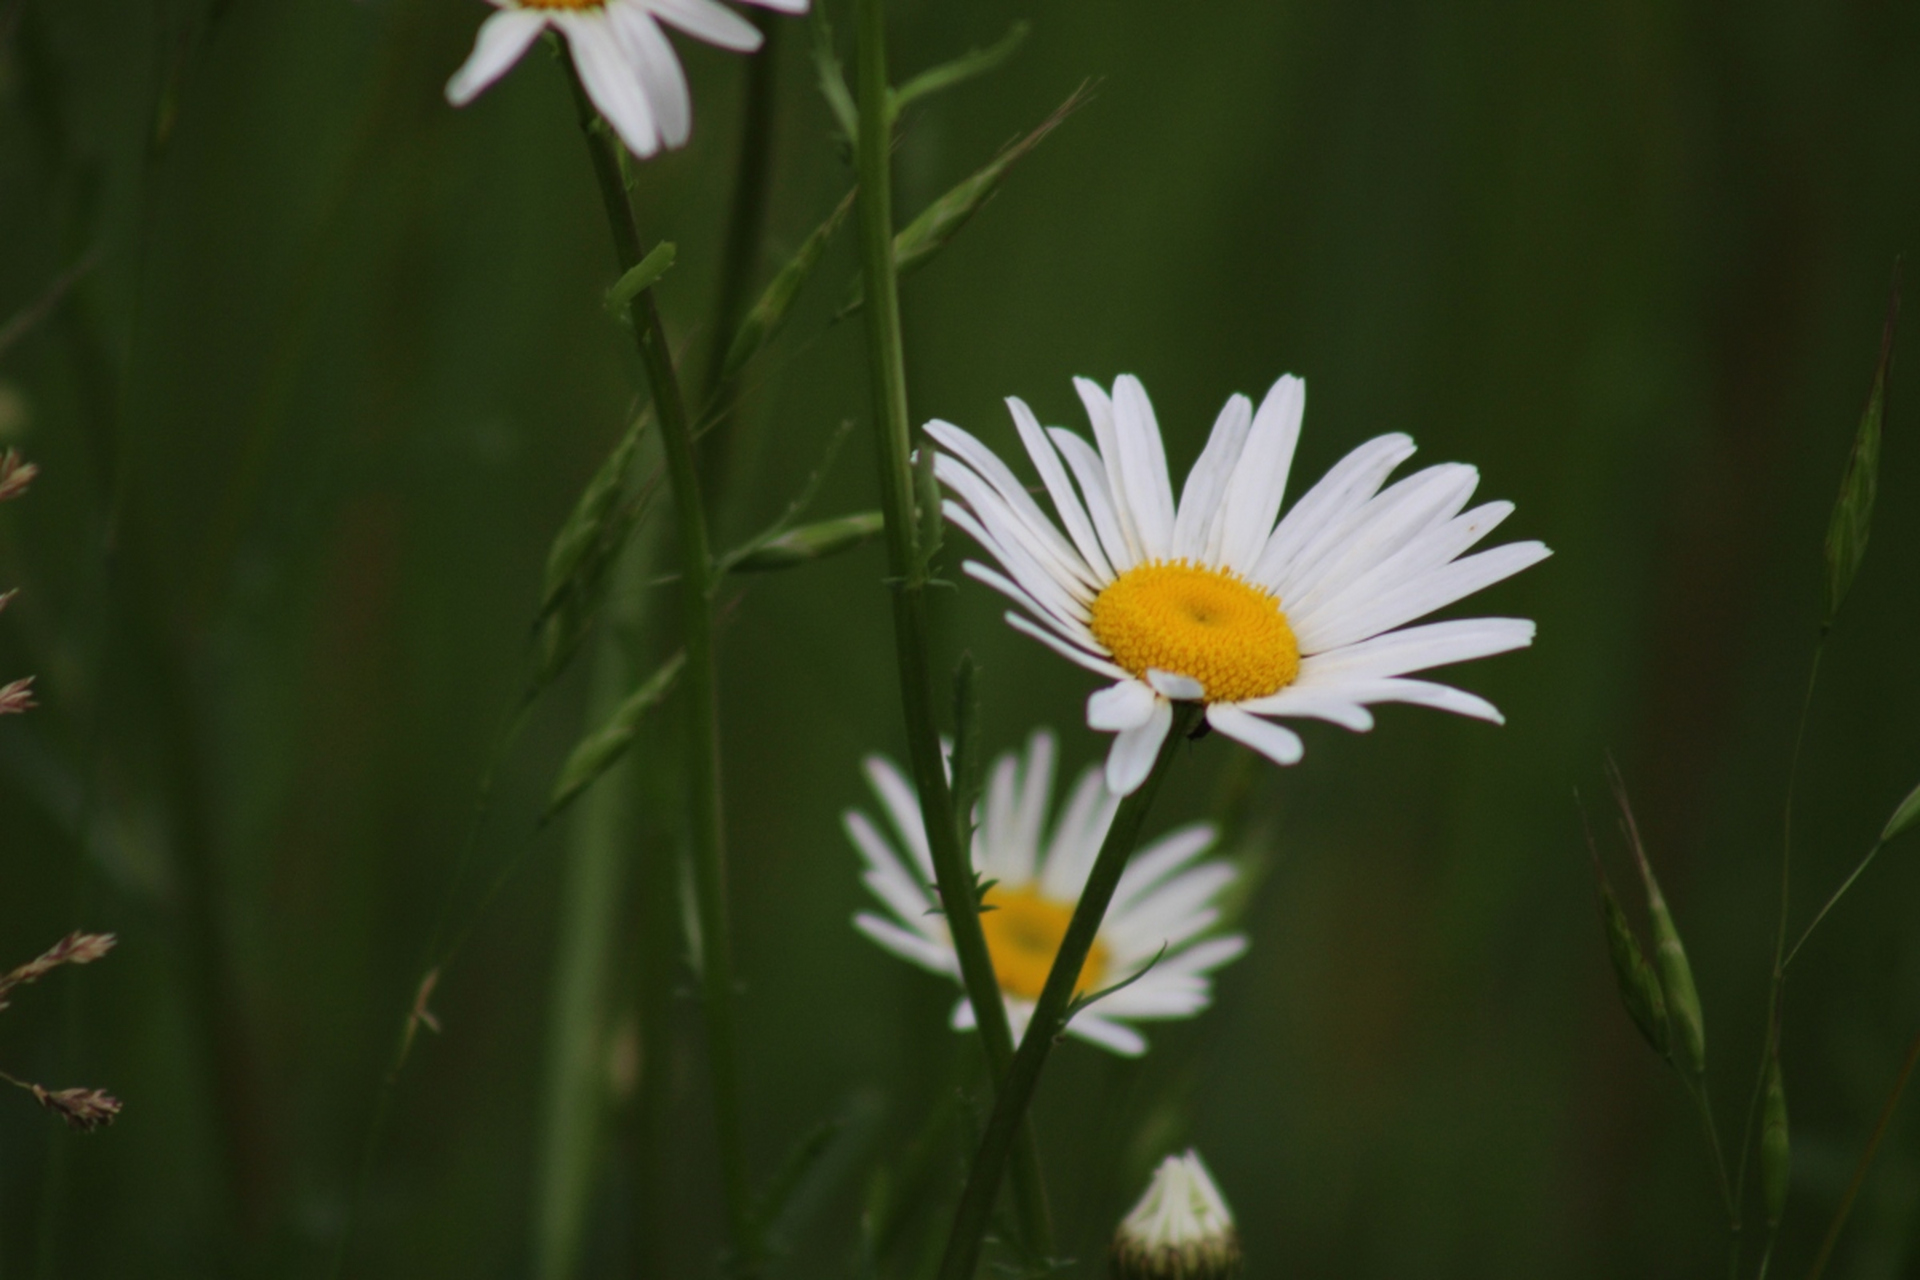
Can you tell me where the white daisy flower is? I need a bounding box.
[929,374,1551,795]
[846,729,1248,1058]
[444,0,807,159]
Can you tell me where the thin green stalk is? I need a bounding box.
[1733,641,1826,1273]
[568,68,753,1263]
[1803,1023,1920,1280]
[704,10,781,409]
[1784,839,1885,971]
[849,0,1052,1255]
[936,705,1202,1280]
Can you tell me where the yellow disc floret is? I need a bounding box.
[1089,560,1300,703]
[980,885,1110,1002]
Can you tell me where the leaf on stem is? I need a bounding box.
[727,512,883,572]
[716,419,858,575]
[1610,763,1707,1076]
[1882,777,1920,844]
[533,414,657,692]
[720,190,856,386]
[841,83,1092,316]
[1062,943,1169,1029]
[1823,262,1900,626]
[542,651,686,822]
[1763,1047,1790,1228]
[603,241,677,317]
[809,4,858,147]
[889,22,1030,118]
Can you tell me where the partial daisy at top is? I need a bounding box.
[846,730,1247,1057]
[445,0,807,159]
[930,374,1550,794]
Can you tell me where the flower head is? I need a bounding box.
[931,374,1550,793]
[1112,1150,1241,1280]
[445,0,807,159]
[845,730,1247,1057]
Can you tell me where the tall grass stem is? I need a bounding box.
[568,67,755,1264]
[849,0,1054,1254]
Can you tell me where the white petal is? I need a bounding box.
[1171,393,1252,562]
[736,0,806,12]
[844,811,934,922]
[1205,704,1303,766]
[445,8,548,106]
[1295,541,1551,653]
[1073,377,1144,563]
[1292,675,1506,723]
[980,751,1020,878]
[937,452,1098,600]
[1009,728,1057,885]
[1109,824,1218,920]
[1146,669,1205,701]
[1005,611,1129,680]
[609,6,690,148]
[1254,433,1414,591]
[1110,375,1176,559]
[1007,398,1115,582]
[1039,766,1117,900]
[1227,688,1375,731]
[1298,617,1535,683]
[1048,427,1136,574]
[1216,374,1304,573]
[1110,864,1238,949]
[1280,463,1479,614]
[561,13,661,157]
[853,913,955,976]
[862,755,934,879]
[1088,679,1158,731]
[959,557,1098,653]
[645,0,762,50]
[930,420,1101,594]
[1106,697,1173,795]
[1064,1010,1147,1056]
[1160,934,1249,976]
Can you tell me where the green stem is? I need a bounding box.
[1784,839,1885,971]
[1804,1022,1920,1280]
[1733,640,1826,1270]
[936,705,1202,1280]
[568,69,753,1264]
[849,0,1053,1257]
[704,11,781,408]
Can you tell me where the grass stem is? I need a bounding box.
[848,0,1053,1256]
[569,67,755,1268]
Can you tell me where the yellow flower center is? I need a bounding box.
[980,885,1110,1003]
[1089,560,1300,703]
[520,0,603,9]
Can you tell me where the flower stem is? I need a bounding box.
[567,68,753,1264]
[936,704,1203,1280]
[849,0,1053,1256]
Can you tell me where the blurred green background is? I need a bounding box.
[2,0,1920,1276]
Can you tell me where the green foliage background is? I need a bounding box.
[2,0,1919,1276]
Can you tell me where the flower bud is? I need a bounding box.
[1111,1150,1242,1280]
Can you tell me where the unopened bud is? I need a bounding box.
[1111,1150,1241,1280]
[30,1084,122,1131]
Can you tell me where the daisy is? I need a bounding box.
[929,374,1550,794]
[1111,1150,1240,1280]
[445,0,807,159]
[846,730,1248,1057]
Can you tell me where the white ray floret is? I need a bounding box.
[846,730,1248,1058]
[445,0,807,159]
[930,374,1550,794]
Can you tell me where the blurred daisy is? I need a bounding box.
[930,375,1550,794]
[445,0,807,159]
[846,730,1247,1057]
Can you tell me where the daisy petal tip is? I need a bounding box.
[1088,680,1158,733]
